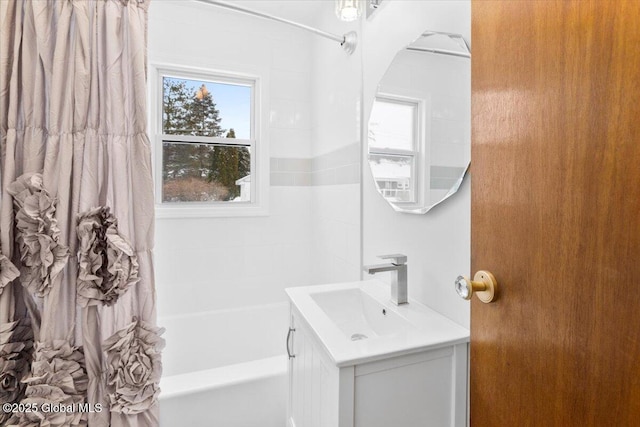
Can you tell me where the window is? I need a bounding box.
[152,66,267,217]
[368,96,422,204]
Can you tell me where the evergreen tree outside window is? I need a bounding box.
[159,73,254,203]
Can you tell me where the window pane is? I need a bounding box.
[162,142,251,203]
[368,154,414,202]
[368,99,416,151]
[162,77,251,139]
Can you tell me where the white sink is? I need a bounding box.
[310,288,415,340]
[286,280,470,367]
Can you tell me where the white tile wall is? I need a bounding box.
[149,2,314,318]
[154,187,314,316]
[309,6,362,286]
[271,70,310,102]
[270,99,311,130]
[269,128,313,158]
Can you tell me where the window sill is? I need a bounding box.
[155,203,269,219]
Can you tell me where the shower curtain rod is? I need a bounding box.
[193,0,357,54]
[406,47,471,59]
[417,31,471,58]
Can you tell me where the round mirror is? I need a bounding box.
[367,31,470,214]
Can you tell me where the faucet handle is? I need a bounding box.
[378,254,407,265]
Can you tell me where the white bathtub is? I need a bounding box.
[159,302,290,427]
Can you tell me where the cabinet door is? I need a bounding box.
[287,312,304,427]
[353,345,467,427]
[288,309,344,427]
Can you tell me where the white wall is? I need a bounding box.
[310,7,362,284]
[149,1,314,317]
[362,1,471,327]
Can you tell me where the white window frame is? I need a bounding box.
[149,63,269,218]
[369,93,427,209]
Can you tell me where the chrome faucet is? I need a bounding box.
[363,254,408,305]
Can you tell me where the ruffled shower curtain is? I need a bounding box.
[0,1,163,426]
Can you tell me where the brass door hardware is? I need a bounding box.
[455,271,497,303]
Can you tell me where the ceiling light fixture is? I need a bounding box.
[335,0,361,22]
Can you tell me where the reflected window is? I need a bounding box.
[368,97,419,203]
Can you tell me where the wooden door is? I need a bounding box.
[471,1,640,425]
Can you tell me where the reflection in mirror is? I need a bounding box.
[368,31,470,214]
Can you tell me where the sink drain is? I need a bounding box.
[351,333,368,341]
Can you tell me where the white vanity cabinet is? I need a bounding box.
[288,308,352,427]
[287,305,469,427]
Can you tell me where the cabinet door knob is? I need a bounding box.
[455,271,497,303]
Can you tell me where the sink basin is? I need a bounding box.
[310,288,414,340]
[286,280,470,367]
